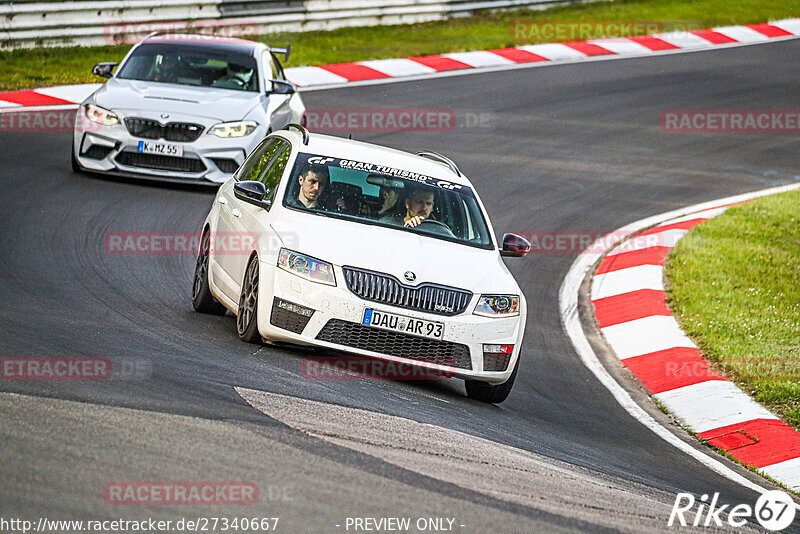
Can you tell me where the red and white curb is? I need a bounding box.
[0,83,102,109]
[2,18,799,108]
[592,204,800,488]
[287,18,800,88]
[561,182,800,496]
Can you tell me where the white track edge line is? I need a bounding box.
[559,182,800,499]
[0,103,79,113]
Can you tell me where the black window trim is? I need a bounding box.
[269,51,287,81]
[257,140,292,205]
[235,137,287,183]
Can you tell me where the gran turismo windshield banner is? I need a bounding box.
[305,155,475,197]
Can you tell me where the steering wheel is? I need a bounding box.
[228,77,247,88]
[417,218,455,237]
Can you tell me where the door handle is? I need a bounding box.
[231,209,241,218]
[218,196,228,205]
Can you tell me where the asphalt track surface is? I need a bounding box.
[2,39,799,533]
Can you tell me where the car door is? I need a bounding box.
[214,137,287,301]
[225,138,293,296]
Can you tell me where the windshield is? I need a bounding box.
[116,43,259,92]
[283,153,494,249]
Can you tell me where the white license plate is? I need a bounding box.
[137,140,183,157]
[362,309,444,340]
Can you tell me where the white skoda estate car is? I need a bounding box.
[192,125,531,402]
[72,34,305,185]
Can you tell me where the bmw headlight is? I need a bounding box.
[84,104,119,126]
[209,121,258,138]
[277,248,336,286]
[473,295,520,318]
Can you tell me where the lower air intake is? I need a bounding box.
[315,319,472,369]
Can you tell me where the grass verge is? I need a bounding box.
[665,188,800,430]
[0,0,798,91]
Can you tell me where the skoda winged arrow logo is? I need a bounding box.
[403,271,416,282]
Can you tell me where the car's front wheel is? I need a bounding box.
[236,255,261,343]
[464,362,518,404]
[192,230,227,315]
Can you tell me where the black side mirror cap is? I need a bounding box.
[267,79,296,95]
[92,62,118,78]
[500,233,531,257]
[234,181,272,210]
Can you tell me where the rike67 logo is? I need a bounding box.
[668,490,796,531]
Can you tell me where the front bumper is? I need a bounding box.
[72,111,262,184]
[256,264,525,384]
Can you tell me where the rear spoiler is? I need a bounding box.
[269,45,290,62]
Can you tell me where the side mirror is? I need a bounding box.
[92,62,118,78]
[500,233,531,257]
[234,181,272,210]
[267,79,296,95]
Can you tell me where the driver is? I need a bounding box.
[153,55,179,83]
[295,164,330,208]
[382,188,435,228]
[218,62,254,88]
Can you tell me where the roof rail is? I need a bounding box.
[416,151,462,177]
[285,123,309,145]
[269,44,291,62]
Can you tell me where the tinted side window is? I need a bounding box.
[270,52,286,80]
[263,50,278,80]
[237,138,283,182]
[259,143,291,202]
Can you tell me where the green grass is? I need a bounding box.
[665,188,800,430]
[0,0,798,91]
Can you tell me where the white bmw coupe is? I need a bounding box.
[72,33,305,185]
[192,125,531,402]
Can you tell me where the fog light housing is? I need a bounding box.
[270,297,315,334]
[482,344,513,372]
[483,344,514,354]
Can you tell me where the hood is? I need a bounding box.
[92,78,262,121]
[271,209,519,294]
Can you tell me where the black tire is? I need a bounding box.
[464,361,518,404]
[236,255,261,343]
[192,230,227,315]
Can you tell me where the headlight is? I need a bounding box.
[84,104,119,126]
[473,295,520,317]
[277,248,336,286]
[209,121,258,138]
